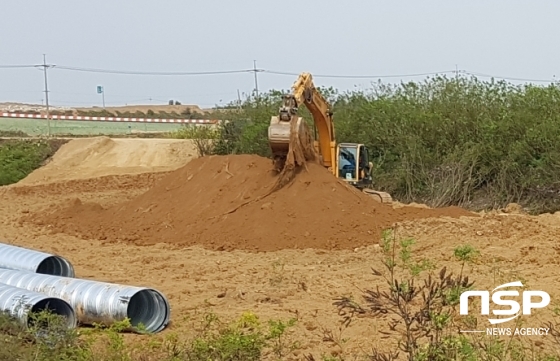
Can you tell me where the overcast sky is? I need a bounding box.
[1,1,559,109]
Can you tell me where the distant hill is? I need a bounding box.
[75,104,213,115]
[0,102,215,117]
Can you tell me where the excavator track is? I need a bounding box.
[362,188,393,204]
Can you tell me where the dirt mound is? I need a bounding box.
[16,137,197,185]
[26,154,476,251]
[5,172,170,197]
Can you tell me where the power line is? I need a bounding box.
[266,69,559,83]
[0,64,38,69]
[55,66,560,83]
[52,65,255,76]
[1,61,558,84]
[263,69,459,79]
[463,71,554,83]
[0,63,480,80]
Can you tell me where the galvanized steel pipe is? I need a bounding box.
[0,283,77,329]
[0,243,75,277]
[0,269,170,333]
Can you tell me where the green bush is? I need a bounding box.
[170,125,218,156]
[0,139,64,186]
[0,130,29,137]
[0,309,90,361]
[0,308,298,361]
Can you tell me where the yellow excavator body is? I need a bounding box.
[267,72,392,204]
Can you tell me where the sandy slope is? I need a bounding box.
[15,136,198,186]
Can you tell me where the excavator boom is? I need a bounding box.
[291,73,336,169]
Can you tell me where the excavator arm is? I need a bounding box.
[268,72,337,170]
[291,73,336,169]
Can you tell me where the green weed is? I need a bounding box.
[0,308,299,361]
[0,139,67,185]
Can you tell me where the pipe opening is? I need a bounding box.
[127,289,170,333]
[36,256,75,277]
[29,298,77,329]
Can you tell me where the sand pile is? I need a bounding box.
[17,137,198,185]
[28,154,475,251]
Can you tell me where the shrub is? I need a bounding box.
[0,139,65,185]
[0,308,298,361]
[170,125,219,157]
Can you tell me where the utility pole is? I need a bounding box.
[237,89,242,109]
[42,54,51,137]
[253,60,260,97]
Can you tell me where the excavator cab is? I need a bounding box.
[336,143,373,187]
[336,143,392,202]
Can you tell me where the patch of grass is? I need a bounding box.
[0,309,90,361]
[0,308,299,361]
[0,139,67,186]
[0,129,30,137]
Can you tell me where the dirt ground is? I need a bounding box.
[2,137,560,359]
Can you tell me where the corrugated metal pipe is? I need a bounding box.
[0,269,170,333]
[0,242,75,277]
[0,283,77,329]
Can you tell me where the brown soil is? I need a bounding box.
[27,154,475,252]
[3,137,560,359]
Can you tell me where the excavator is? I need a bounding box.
[267,72,392,203]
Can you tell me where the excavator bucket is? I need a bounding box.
[268,116,296,156]
[269,114,316,172]
[268,94,308,171]
[268,115,292,171]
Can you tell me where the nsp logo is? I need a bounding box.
[460,281,550,325]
